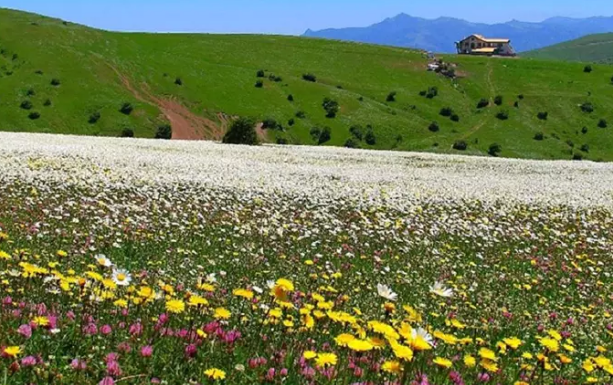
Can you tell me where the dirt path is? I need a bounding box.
[108,65,226,141]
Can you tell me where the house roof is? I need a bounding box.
[469,34,511,43]
[472,47,497,53]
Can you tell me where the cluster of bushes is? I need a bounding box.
[310,126,331,145]
[223,117,258,145]
[268,74,282,82]
[262,118,284,131]
[345,124,376,148]
[419,86,438,99]
[155,124,172,139]
[440,107,459,122]
[322,97,339,118]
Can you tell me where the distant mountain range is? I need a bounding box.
[303,14,613,53]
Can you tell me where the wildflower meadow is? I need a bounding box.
[2,132,613,385]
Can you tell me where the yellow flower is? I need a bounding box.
[0,251,10,260]
[272,278,294,301]
[480,359,499,373]
[3,346,21,357]
[583,358,595,373]
[347,339,374,352]
[233,288,254,300]
[433,357,453,369]
[197,329,208,338]
[464,355,477,368]
[594,356,611,368]
[315,353,338,367]
[391,341,414,361]
[586,377,598,383]
[539,337,559,352]
[479,348,498,361]
[522,352,534,360]
[503,337,522,349]
[547,329,562,341]
[382,360,402,374]
[204,368,226,380]
[558,354,572,364]
[32,316,49,327]
[214,307,231,320]
[137,286,155,299]
[114,299,128,308]
[303,351,317,360]
[165,299,185,314]
[188,295,209,307]
[335,333,356,347]
[514,382,530,385]
[56,250,68,258]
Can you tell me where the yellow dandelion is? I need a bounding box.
[303,351,317,360]
[464,355,477,368]
[3,346,21,358]
[347,339,374,352]
[214,307,231,320]
[382,360,402,374]
[433,357,453,369]
[204,368,226,380]
[165,299,185,314]
[315,353,337,367]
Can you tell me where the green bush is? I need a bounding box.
[26,88,35,96]
[440,107,453,117]
[302,73,317,82]
[262,118,278,129]
[88,112,101,124]
[256,69,265,78]
[288,118,295,126]
[255,80,264,88]
[496,111,509,120]
[276,138,288,145]
[494,95,503,106]
[349,125,363,141]
[386,92,397,102]
[120,128,135,138]
[573,153,583,161]
[20,100,33,110]
[364,128,376,145]
[174,77,183,86]
[450,114,460,122]
[223,117,258,145]
[518,94,524,100]
[428,122,440,132]
[580,102,594,113]
[43,99,52,107]
[51,78,61,86]
[344,138,360,148]
[584,65,593,73]
[580,144,589,153]
[295,111,306,119]
[477,98,489,109]
[119,102,134,115]
[155,124,172,139]
[287,94,294,102]
[488,143,502,157]
[453,140,467,151]
[598,119,608,128]
[322,97,339,118]
[318,127,331,144]
[28,111,41,120]
[582,127,588,134]
[534,132,545,141]
[537,112,548,120]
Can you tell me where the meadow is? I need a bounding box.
[4,9,613,160]
[1,132,613,384]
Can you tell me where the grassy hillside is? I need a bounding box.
[524,33,613,63]
[3,9,613,160]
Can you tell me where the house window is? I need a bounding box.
[471,43,475,49]
[498,43,503,47]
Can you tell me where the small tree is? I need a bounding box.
[428,122,440,132]
[494,95,503,106]
[537,111,548,120]
[120,128,135,138]
[488,143,502,157]
[26,88,35,96]
[155,124,172,139]
[344,138,360,148]
[120,102,134,115]
[318,126,331,144]
[43,99,51,107]
[580,102,594,113]
[28,111,41,120]
[88,112,101,124]
[174,77,183,86]
[364,129,376,145]
[51,78,61,86]
[223,117,258,145]
[450,114,460,122]
[256,69,265,78]
[20,100,33,110]
[534,132,545,141]
[288,118,295,126]
[302,73,317,82]
[310,127,321,141]
[255,80,264,88]
[584,65,593,73]
[350,125,363,140]
[426,86,438,99]
[477,98,489,109]
[262,118,278,129]
[580,144,590,153]
[518,94,524,100]
[582,126,588,134]
[287,94,294,102]
[295,111,306,119]
[598,119,608,128]
[386,92,397,102]
[496,111,509,120]
[453,140,467,151]
[322,97,339,118]
[439,107,454,117]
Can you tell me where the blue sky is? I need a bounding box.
[1,0,612,35]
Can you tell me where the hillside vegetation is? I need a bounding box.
[524,33,613,63]
[3,9,613,160]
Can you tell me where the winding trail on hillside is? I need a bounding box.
[107,64,226,141]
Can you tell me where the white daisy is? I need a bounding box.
[112,269,132,287]
[429,281,454,298]
[376,283,398,302]
[412,327,434,347]
[95,254,113,268]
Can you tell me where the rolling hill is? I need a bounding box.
[3,8,613,161]
[303,14,613,53]
[524,33,613,63]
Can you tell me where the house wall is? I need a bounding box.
[456,36,514,55]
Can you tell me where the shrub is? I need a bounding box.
[302,73,316,82]
[43,99,51,107]
[584,65,593,73]
[51,78,61,86]
[322,97,339,118]
[386,92,397,102]
[269,74,282,82]
[256,69,265,78]
[174,77,183,86]
[514,101,519,108]
[358,96,364,102]
[452,140,467,151]
[450,114,460,122]
[426,86,438,99]
[222,117,258,145]
[295,111,306,119]
[580,102,594,113]
[580,144,589,152]
[518,94,524,100]
[488,143,502,157]
[428,122,440,132]
[439,107,453,117]
[28,112,40,120]
[20,100,33,110]
[573,152,583,161]
[395,134,403,143]
[610,76,613,84]
[582,126,588,134]
[496,111,509,120]
[477,98,489,109]
[155,124,172,139]
[344,138,360,148]
[537,112,548,120]
[336,85,343,89]
[566,140,574,148]
[35,70,43,75]
[120,102,134,115]
[598,119,608,128]
[419,90,427,97]
[288,118,295,126]
[262,118,278,130]
[318,127,331,144]
[88,112,101,124]
[26,88,35,96]
[534,132,545,141]
[287,94,294,102]
[120,128,135,138]
[310,127,321,141]
[494,95,503,106]
[364,129,376,145]
[276,138,288,145]
[350,125,363,140]
[12,53,18,61]
[255,80,264,88]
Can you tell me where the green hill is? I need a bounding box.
[3,9,613,161]
[524,33,613,63]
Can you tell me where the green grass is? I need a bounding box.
[524,33,613,63]
[3,9,613,160]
